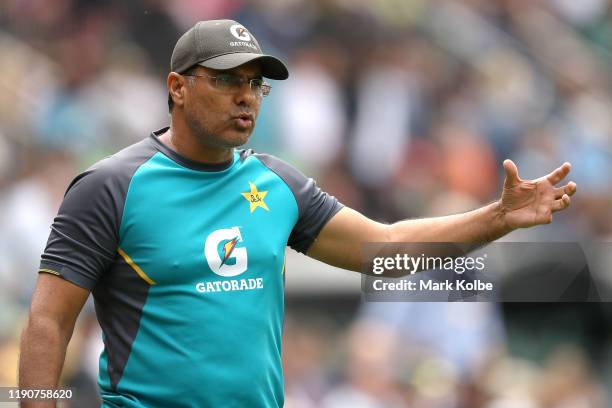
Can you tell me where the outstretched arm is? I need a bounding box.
[307,160,577,272]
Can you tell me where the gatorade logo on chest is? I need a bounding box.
[196,227,263,293]
[205,227,248,277]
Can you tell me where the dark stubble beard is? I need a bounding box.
[185,107,222,148]
[184,106,251,149]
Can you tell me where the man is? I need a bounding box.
[19,19,576,407]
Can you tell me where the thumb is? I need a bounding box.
[503,159,520,188]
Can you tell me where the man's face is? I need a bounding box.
[182,62,264,149]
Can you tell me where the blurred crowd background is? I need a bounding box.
[1,0,611,407]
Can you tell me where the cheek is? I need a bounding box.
[208,95,233,114]
[189,96,226,125]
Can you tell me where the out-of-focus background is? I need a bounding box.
[1,0,611,407]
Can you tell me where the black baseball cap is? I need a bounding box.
[171,19,289,80]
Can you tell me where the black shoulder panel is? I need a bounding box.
[39,137,159,289]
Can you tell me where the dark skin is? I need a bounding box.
[161,63,263,164]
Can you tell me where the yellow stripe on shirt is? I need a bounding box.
[117,247,156,285]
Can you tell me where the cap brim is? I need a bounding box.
[198,53,289,80]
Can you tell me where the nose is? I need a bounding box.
[233,82,260,107]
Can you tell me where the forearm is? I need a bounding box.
[388,201,512,244]
[309,203,513,273]
[19,316,71,408]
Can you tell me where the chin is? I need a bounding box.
[225,129,252,147]
[198,129,251,149]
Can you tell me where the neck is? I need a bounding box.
[160,120,233,165]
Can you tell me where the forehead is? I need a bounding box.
[196,61,262,78]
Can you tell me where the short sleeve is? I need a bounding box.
[252,153,344,253]
[39,163,124,290]
[39,137,159,290]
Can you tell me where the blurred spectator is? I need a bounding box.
[0,149,77,305]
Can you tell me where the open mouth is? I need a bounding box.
[233,113,254,129]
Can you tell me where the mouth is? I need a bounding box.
[232,113,254,130]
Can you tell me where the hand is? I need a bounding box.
[499,159,577,229]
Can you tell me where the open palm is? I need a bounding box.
[500,160,577,229]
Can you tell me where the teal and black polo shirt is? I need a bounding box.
[39,127,343,407]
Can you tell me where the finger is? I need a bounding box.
[551,194,571,212]
[546,162,571,185]
[554,181,577,199]
[503,159,520,188]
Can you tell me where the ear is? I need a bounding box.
[167,72,187,108]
